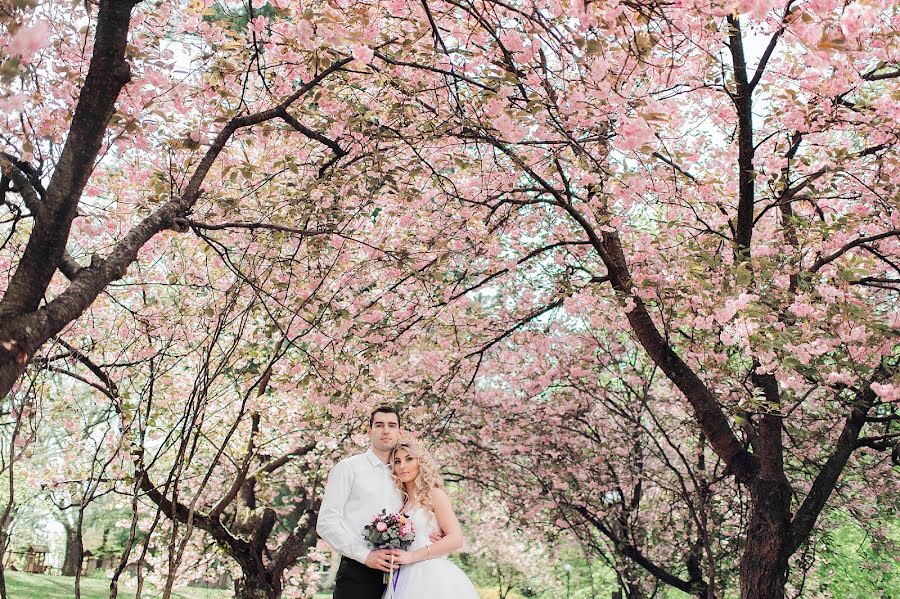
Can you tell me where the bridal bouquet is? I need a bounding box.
[363,509,416,585]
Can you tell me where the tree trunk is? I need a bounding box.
[0,361,28,406]
[623,578,647,599]
[739,477,792,599]
[73,507,86,599]
[61,525,80,576]
[0,524,8,599]
[233,575,278,599]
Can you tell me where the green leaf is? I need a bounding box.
[735,263,752,287]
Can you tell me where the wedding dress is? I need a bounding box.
[384,507,479,599]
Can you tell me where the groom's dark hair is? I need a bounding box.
[369,405,401,427]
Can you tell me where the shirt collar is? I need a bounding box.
[365,447,389,468]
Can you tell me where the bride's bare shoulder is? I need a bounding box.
[430,487,452,507]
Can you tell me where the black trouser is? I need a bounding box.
[333,556,385,599]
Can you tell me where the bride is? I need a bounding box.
[383,439,479,599]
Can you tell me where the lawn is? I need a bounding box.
[4,572,516,599]
[4,572,230,599]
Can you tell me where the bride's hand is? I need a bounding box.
[391,549,417,565]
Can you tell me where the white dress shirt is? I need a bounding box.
[317,447,403,564]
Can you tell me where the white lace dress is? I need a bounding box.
[383,507,479,599]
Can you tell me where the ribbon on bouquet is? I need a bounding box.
[385,555,401,599]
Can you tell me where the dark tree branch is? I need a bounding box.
[562,200,760,484]
[54,338,118,397]
[651,151,699,183]
[0,155,83,279]
[789,371,887,553]
[808,230,900,273]
[782,143,889,202]
[748,1,797,90]
[465,297,565,359]
[278,110,347,160]
[726,15,756,254]
[209,336,285,520]
[253,441,317,478]
[574,505,709,596]
[0,56,354,399]
[448,240,592,302]
[268,496,321,578]
[0,0,139,317]
[139,475,242,559]
[862,65,900,81]
[855,433,900,451]
[179,218,333,237]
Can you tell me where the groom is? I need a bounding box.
[317,406,404,599]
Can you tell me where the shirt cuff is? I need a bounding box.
[351,543,371,565]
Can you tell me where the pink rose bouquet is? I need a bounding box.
[363,509,416,549]
[362,509,416,583]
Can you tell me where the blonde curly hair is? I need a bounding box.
[389,439,444,514]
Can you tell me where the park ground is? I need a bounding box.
[4,572,525,599]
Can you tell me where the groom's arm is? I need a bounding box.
[316,460,371,564]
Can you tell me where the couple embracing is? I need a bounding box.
[316,406,479,599]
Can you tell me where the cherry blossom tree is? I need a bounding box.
[0,2,477,598]
[450,329,746,597]
[2,2,898,599]
[0,0,386,398]
[456,494,561,599]
[358,0,899,596]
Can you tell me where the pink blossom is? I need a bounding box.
[7,22,50,63]
[738,0,776,19]
[871,383,899,403]
[388,0,408,16]
[351,43,374,64]
[826,371,855,386]
[615,116,655,153]
[590,57,608,82]
[294,19,317,50]
[249,16,268,34]
[499,31,525,53]
[715,304,737,324]
[376,521,388,532]
[789,301,815,318]
[839,3,875,41]
[492,113,526,143]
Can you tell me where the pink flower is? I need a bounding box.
[7,22,50,63]
[738,0,775,19]
[615,117,655,153]
[376,521,388,532]
[294,19,317,51]
[871,383,899,403]
[839,3,875,41]
[492,112,526,143]
[789,301,815,318]
[389,0,408,16]
[351,43,374,64]
[249,15,268,34]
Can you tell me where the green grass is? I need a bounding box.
[5,572,521,599]
[3,572,230,599]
